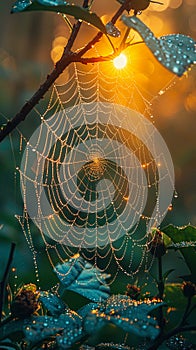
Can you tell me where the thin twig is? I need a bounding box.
[0,242,16,323]
[110,0,130,24]
[0,1,128,143]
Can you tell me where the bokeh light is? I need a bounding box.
[169,0,182,9]
[51,36,68,64]
[150,0,170,12]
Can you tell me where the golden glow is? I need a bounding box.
[51,45,64,64]
[93,157,99,164]
[150,0,170,11]
[51,36,68,64]
[169,0,182,8]
[113,53,127,69]
[185,91,196,112]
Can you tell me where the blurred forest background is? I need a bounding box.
[0,0,195,289]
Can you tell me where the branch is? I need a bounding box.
[0,9,84,143]
[0,55,72,143]
[0,1,130,143]
[110,0,130,24]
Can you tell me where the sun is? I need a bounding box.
[113,53,127,69]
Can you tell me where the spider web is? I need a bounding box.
[16,59,175,284]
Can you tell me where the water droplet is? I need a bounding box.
[39,0,67,5]
[121,16,196,76]
[12,0,32,12]
[106,22,121,37]
[168,204,173,211]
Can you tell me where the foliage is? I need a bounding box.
[11,0,107,33]
[162,225,196,283]
[0,228,196,349]
[54,255,111,302]
[121,16,196,76]
[0,0,195,142]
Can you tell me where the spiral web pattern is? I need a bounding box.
[17,61,174,282]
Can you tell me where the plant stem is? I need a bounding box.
[147,289,195,349]
[157,256,164,330]
[146,324,196,350]
[178,297,192,327]
[0,1,128,143]
[0,243,16,323]
[158,256,164,299]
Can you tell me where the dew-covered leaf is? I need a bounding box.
[80,346,131,350]
[77,303,98,318]
[0,340,21,350]
[56,323,83,349]
[54,255,111,302]
[162,225,196,282]
[55,255,84,288]
[39,0,67,4]
[11,0,106,34]
[23,316,63,342]
[84,295,162,340]
[0,319,25,341]
[57,312,84,349]
[23,311,82,343]
[39,291,68,316]
[11,0,33,11]
[121,15,196,76]
[96,343,131,350]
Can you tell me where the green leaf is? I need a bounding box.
[121,15,196,77]
[11,0,106,34]
[162,225,196,282]
[164,283,196,329]
[96,343,131,350]
[0,341,21,350]
[54,255,111,302]
[39,291,68,316]
[77,303,98,318]
[162,233,172,248]
[84,295,163,340]
[0,319,25,341]
[23,312,82,345]
[163,269,175,282]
